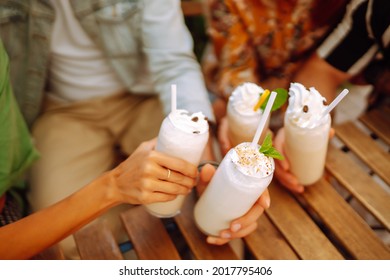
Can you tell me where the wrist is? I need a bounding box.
[94,170,122,209]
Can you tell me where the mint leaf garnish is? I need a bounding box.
[259,133,272,153]
[263,147,284,160]
[259,133,284,160]
[260,88,288,112]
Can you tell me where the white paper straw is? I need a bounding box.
[251,91,277,148]
[321,88,349,118]
[171,84,177,113]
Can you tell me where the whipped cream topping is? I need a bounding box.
[286,82,329,128]
[231,143,274,178]
[229,83,264,115]
[168,109,209,134]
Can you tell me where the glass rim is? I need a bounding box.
[230,142,275,179]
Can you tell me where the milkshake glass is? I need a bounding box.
[194,142,274,236]
[284,82,331,185]
[144,109,209,218]
[227,83,269,147]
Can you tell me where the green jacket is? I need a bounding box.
[0,39,39,197]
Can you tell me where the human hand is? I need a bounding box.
[217,116,232,156]
[274,128,335,193]
[217,116,273,156]
[196,164,271,245]
[273,128,304,193]
[110,138,198,205]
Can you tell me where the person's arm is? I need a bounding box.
[141,0,215,122]
[0,139,198,260]
[293,0,390,102]
[293,53,352,103]
[141,0,218,161]
[0,174,116,260]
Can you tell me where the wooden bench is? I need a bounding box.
[74,221,123,260]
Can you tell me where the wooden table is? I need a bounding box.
[39,106,390,260]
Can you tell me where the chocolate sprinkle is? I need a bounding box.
[193,131,200,134]
[303,105,309,113]
[323,100,328,106]
[191,116,199,122]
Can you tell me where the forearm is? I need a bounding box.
[142,0,214,121]
[0,172,119,260]
[293,53,351,102]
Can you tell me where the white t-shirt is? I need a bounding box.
[49,0,126,101]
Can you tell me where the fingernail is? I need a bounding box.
[231,223,241,232]
[264,196,271,208]
[221,232,231,239]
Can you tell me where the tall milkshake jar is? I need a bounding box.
[194,142,274,236]
[144,110,209,218]
[227,83,269,146]
[284,114,331,185]
[283,82,331,185]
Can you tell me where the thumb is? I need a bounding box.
[329,127,335,139]
[274,128,289,171]
[218,117,231,156]
[197,164,216,195]
[141,137,158,150]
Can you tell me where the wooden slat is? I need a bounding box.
[74,221,123,260]
[244,214,299,260]
[120,206,181,260]
[32,244,65,260]
[266,182,343,260]
[175,192,239,260]
[335,121,390,185]
[301,178,390,259]
[181,1,204,17]
[359,109,390,145]
[326,144,390,230]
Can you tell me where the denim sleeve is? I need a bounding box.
[140,0,215,121]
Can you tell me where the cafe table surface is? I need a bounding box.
[36,105,390,260]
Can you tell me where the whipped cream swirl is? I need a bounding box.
[286,82,329,128]
[229,83,264,115]
[168,109,209,134]
[231,143,274,178]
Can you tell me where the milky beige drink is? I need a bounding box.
[284,82,331,185]
[145,110,209,218]
[194,142,274,236]
[227,83,269,147]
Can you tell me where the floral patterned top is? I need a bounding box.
[203,0,340,99]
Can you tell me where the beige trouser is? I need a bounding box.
[28,92,164,259]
